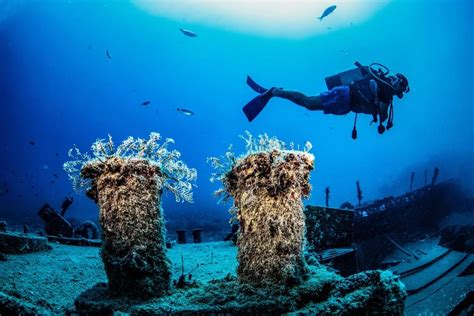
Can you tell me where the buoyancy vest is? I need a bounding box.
[325,62,395,139]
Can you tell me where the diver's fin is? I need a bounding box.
[243,96,267,122]
[243,90,273,122]
[246,75,267,94]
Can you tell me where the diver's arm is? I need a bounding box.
[272,89,323,111]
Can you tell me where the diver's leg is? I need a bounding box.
[271,88,323,111]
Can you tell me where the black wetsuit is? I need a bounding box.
[349,75,394,122]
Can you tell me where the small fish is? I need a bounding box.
[180,28,197,37]
[55,153,59,156]
[53,174,58,178]
[106,49,112,59]
[318,5,337,21]
[141,101,151,106]
[177,108,194,116]
[30,140,35,145]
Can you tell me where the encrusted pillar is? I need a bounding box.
[226,150,314,286]
[82,157,171,298]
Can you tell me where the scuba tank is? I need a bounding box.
[325,61,396,139]
[325,62,371,90]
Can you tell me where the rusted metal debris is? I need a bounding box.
[38,203,74,238]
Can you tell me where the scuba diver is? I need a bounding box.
[243,62,410,139]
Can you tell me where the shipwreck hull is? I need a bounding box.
[305,181,474,273]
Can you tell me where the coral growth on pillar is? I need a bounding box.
[64,133,196,298]
[209,132,314,286]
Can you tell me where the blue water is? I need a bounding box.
[1,0,473,227]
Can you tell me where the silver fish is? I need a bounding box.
[177,108,194,116]
[180,28,197,37]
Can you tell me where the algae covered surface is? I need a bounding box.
[75,260,406,315]
[0,241,406,315]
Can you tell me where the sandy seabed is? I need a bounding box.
[0,241,237,313]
